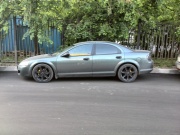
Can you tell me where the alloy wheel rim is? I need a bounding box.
[34,66,51,81]
[121,66,136,81]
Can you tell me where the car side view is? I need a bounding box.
[18,41,153,83]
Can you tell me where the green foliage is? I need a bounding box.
[157,0,180,39]
[64,0,133,45]
[18,0,65,43]
[0,0,179,47]
[153,58,176,68]
[0,0,68,43]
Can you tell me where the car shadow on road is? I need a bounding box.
[18,73,180,83]
[137,73,180,82]
[21,76,34,82]
[53,76,118,82]
[53,74,156,83]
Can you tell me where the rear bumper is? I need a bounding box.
[139,68,153,74]
[139,60,153,74]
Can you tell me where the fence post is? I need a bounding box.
[137,19,141,49]
[13,16,18,65]
[0,36,1,62]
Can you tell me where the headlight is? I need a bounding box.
[19,60,29,66]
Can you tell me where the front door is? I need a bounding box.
[56,44,93,77]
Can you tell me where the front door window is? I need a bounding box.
[69,44,93,56]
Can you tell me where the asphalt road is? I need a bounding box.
[0,72,180,135]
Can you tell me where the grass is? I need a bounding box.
[153,58,176,68]
[0,56,25,64]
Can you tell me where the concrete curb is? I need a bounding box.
[151,68,180,74]
[0,66,179,74]
[0,66,17,72]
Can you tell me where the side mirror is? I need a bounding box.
[61,52,70,57]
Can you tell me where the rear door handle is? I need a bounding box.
[83,58,89,61]
[116,56,122,59]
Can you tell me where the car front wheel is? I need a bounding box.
[32,64,53,83]
[118,64,138,83]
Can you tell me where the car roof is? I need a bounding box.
[74,41,133,52]
[74,41,120,46]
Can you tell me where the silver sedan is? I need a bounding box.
[18,41,153,83]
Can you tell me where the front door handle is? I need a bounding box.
[116,56,122,59]
[83,58,89,61]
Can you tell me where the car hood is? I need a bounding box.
[25,54,56,61]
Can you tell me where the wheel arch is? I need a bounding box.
[115,61,140,76]
[29,62,57,78]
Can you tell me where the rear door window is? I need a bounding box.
[69,44,93,56]
[95,44,120,55]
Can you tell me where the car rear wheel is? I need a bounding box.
[118,64,138,83]
[32,64,53,83]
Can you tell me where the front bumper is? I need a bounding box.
[17,65,31,77]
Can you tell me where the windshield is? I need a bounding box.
[52,45,73,56]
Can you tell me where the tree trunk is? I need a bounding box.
[13,16,18,64]
[137,19,141,49]
[34,32,39,55]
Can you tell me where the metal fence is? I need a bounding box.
[0,17,61,65]
[119,24,180,59]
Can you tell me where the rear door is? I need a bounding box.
[93,43,123,76]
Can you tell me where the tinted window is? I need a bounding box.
[69,44,93,56]
[95,44,120,55]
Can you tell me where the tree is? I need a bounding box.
[1,0,179,53]
[63,0,133,45]
[0,0,68,55]
[157,0,180,37]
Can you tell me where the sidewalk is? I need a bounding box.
[0,66,179,74]
[151,67,180,74]
[0,66,17,72]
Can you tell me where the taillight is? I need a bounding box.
[147,53,152,61]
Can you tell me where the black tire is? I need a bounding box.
[117,64,138,83]
[32,64,53,83]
